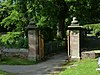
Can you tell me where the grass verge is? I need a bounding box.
[0,57,36,65]
[60,59,100,75]
[0,70,14,75]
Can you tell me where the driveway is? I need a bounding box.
[0,53,67,75]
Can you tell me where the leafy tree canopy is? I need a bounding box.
[0,0,100,41]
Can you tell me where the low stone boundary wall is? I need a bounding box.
[2,48,28,59]
[81,52,95,59]
[81,50,100,59]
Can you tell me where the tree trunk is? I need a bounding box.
[55,0,68,39]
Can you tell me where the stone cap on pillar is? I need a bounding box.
[25,21,38,30]
[68,17,83,30]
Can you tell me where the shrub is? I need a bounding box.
[83,23,100,36]
[0,32,28,48]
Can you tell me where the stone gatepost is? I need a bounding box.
[67,17,83,61]
[26,21,39,61]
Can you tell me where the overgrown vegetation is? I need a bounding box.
[0,32,28,48]
[60,59,99,75]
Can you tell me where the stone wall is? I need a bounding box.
[81,50,100,59]
[81,52,95,59]
[1,48,28,59]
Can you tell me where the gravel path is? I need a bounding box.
[0,53,67,75]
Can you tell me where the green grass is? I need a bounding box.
[60,59,100,75]
[0,70,14,75]
[0,57,36,65]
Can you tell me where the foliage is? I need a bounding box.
[65,0,100,24]
[0,0,28,32]
[0,0,68,41]
[1,10,24,31]
[83,23,100,35]
[0,32,28,48]
[0,0,28,48]
[0,0,100,43]
[60,59,99,75]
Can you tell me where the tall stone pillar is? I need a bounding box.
[67,17,83,60]
[26,21,39,61]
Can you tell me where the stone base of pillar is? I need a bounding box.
[71,57,81,61]
[28,55,37,61]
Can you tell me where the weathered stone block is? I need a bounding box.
[81,52,95,59]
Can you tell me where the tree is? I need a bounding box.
[1,0,100,43]
[65,0,100,24]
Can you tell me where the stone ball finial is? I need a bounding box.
[71,17,79,25]
[25,20,38,29]
[29,21,35,26]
